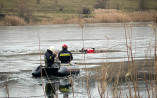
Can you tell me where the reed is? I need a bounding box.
[37,28,47,98]
[76,22,156,98]
[93,9,129,23]
[93,9,157,23]
[98,35,110,98]
[124,22,140,97]
[79,20,92,98]
[93,21,156,97]
[0,16,26,26]
[149,22,157,96]
[5,81,9,98]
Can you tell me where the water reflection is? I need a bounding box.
[45,83,56,98]
[45,78,71,98]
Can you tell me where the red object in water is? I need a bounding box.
[86,48,94,53]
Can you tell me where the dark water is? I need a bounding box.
[0,22,156,97]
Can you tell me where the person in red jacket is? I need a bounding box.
[79,48,95,53]
[58,44,73,63]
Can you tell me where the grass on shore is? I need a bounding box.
[0,9,157,26]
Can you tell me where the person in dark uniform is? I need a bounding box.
[58,44,73,63]
[44,46,57,67]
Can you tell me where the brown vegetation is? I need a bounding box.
[37,9,157,25]
[93,9,157,23]
[0,9,157,26]
[0,16,26,26]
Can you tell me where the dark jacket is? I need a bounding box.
[58,49,73,63]
[44,49,56,67]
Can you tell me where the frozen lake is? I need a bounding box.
[0,22,156,97]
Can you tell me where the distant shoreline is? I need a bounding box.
[0,9,157,26]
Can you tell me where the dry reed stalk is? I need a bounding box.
[124,22,157,97]
[142,62,150,97]
[98,65,109,98]
[38,29,47,98]
[150,80,156,97]
[68,50,75,98]
[128,82,132,98]
[69,66,75,98]
[145,28,156,97]
[112,76,119,97]
[149,23,157,97]
[152,23,157,97]
[129,23,139,98]
[144,38,154,81]
[124,22,132,78]
[97,35,110,98]
[124,22,141,97]
[98,86,103,98]
[79,20,91,98]
[144,78,150,98]
[110,63,124,98]
[5,81,9,98]
[143,28,156,98]
[118,84,122,98]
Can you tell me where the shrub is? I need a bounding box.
[82,7,91,14]
[77,7,91,14]
[1,16,26,26]
[0,14,6,20]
